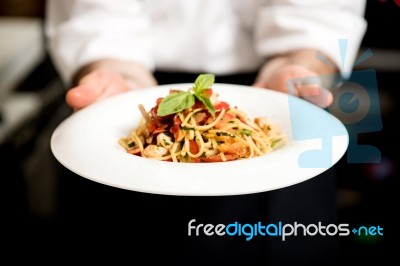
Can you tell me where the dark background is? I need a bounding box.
[1,0,398,264]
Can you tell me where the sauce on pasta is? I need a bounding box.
[119,79,285,163]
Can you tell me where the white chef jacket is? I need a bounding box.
[45,0,367,84]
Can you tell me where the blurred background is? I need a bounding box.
[0,0,397,263]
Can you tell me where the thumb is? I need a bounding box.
[287,76,333,108]
[252,81,271,89]
[297,84,333,108]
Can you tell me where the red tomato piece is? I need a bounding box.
[156,97,163,105]
[189,140,199,154]
[200,153,238,162]
[190,157,201,163]
[202,88,213,97]
[214,101,230,111]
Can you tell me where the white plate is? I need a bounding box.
[51,83,348,196]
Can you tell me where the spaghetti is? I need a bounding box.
[119,78,285,163]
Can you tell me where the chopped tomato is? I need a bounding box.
[153,124,168,134]
[150,107,158,119]
[190,157,201,163]
[170,124,180,134]
[214,101,230,111]
[217,142,247,157]
[173,115,182,126]
[146,121,157,133]
[189,140,199,154]
[156,97,163,105]
[170,125,184,141]
[239,116,247,124]
[127,147,141,156]
[223,113,235,120]
[192,99,206,110]
[214,113,236,129]
[202,88,213,97]
[200,153,238,162]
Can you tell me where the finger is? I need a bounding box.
[297,84,333,108]
[96,80,131,101]
[65,84,103,110]
[252,81,269,88]
[252,80,297,96]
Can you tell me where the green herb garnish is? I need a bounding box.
[193,74,215,116]
[157,74,216,116]
[180,126,193,131]
[271,138,282,148]
[216,131,236,138]
[238,129,252,136]
[156,91,194,116]
[128,141,136,148]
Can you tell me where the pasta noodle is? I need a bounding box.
[119,86,286,163]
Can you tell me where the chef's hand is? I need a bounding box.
[253,49,337,108]
[66,59,157,111]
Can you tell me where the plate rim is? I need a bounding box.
[50,83,349,196]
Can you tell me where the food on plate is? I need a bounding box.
[119,74,285,162]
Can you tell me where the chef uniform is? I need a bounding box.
[45,0,367,264]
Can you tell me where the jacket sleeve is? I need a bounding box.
[45,0,154,85]
[254,0,367,75]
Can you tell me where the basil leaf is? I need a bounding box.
[192,73,216,116]
[157,91,195,116]
[195,94,215,117]
[193,74,215,94]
